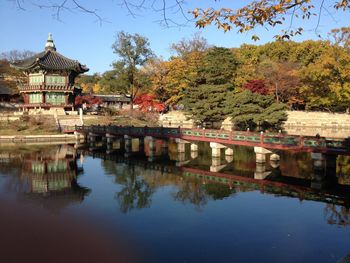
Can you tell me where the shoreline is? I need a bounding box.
[0,134,83,143]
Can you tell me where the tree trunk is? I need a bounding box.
[275,83,279,103]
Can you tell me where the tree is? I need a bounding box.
[243,79,269,95]
[181,47,238,125]
[202,47,238,85]
[74,94,102,108]
[0,59,26,94]
[98,66,129,94]
[133,93,165,112]
[300,45,350,112]
[259,60,302,106]
[329,27,350,49]
[0,50,35,62]
[182,84,233,125]
[170,32,210,58]
[226,90,287,128]
[76,73,101,93]
[146,51,204,105]
[192,1,350,40]
[112,31,153,109]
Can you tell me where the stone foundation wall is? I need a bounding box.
[283,111,350,138]
[160,110,350,138]
[159,111,194,128]
[284,111,350,129]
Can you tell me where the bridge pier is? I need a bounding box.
[310,153,337,189]
[145,136,157,161]
[254,163,271,180]
[176,152,190,167]
[106,143,113,154]
[191,151,198,159]
[311,153,326,189]
[176,138,190,153]
[190,143,198,152]
[210,142,226,158]
[74,131,83,141]
[225,155,233,163]
[106,133,117,144]
[88,132,98,142]
[254,147,274,163]
[124,135,132,153]
[210,157,227,173]
[225,148,234,156]
[209,142,233,158]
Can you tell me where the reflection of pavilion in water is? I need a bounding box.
[0,145,89,210]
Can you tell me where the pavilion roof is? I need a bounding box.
[10,33,89,74]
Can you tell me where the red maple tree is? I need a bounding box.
[75,95,102,108]
[134,93,165,112]
[243,79,269,95]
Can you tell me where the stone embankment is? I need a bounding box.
[0,134,83,143]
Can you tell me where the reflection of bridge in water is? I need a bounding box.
[75,125,350,178]
[79,146,350,208]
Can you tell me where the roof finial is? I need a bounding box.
[45,33,56,51]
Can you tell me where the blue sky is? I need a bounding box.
[1,0,349,73]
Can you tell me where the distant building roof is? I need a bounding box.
[94,94,131,103]
[10,33,88,73]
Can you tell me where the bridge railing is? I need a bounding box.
[75,125,350,152]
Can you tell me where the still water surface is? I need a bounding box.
[0,142,350,263]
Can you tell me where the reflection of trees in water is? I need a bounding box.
[280,152,312,179]
[230,146,256,172]
[173,179,237,210]
[102,159,239,212]
[204,183,236,200]
[324,204,350,226]
[102,161,154,213]
[337,156,350,185]
[173,178,208,209]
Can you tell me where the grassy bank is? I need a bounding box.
[83,110,159,127]
[0,115,59,135]
[0,110,159,135]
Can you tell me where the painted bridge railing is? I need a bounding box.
[75,125,350,153]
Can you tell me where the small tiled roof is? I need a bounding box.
[11,49,89,73]
[94,94,131,102]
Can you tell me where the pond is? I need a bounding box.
[0,141,349,263]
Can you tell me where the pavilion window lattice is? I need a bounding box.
[29,93,43,104]
[29,74,44,85]
[45,75,65,85]
[45,93,66,105]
